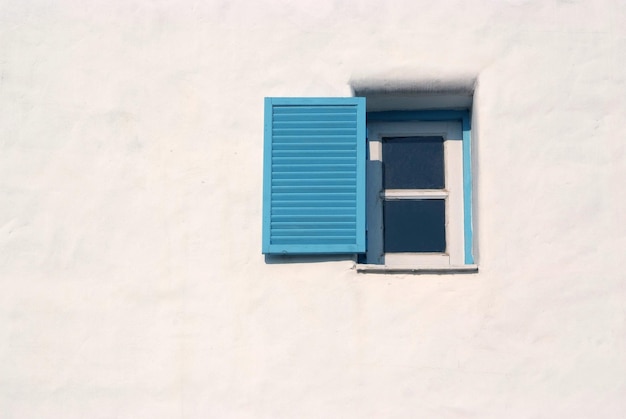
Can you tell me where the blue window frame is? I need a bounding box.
[366,110,474,265]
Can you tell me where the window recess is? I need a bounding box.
[360,116,474,271]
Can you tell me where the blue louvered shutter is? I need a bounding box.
[263,97,366,254]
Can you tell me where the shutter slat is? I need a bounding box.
[272,192,356,201]
[272,129,357,136]
[272,228,355,234]
[263,97,366,254]
[273,113,356,122]
[272,237,357,244]
[273,150,355,157]
[272,220,356,228]
[273,225,355,230]
[273,168,356,173]
[272,215,356,222]
[272,200,356,207]
[273,106,356,114]
[272,164,356,172]
[273,186,356,192]
[272,171,356,179]
[272,156,356,163]
[273,136,357,143]
[273,179,355,186]
[271,207,356,216]
[272,121,357,129]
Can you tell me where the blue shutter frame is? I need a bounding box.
[263,97,366,254]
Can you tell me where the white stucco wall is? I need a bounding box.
[1,1,626,417]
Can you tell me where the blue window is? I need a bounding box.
[263,98,474,267]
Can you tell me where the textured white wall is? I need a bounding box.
[1,0,626,418]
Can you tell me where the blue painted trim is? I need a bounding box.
[262,98,273,253]
[462,113,474,265]
[355,97,367,252]
[366,109,474,265]
[268,97,365,106]
[267,244,363,254]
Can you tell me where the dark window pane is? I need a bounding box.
[383,199,446,252]
[382,136,444,189]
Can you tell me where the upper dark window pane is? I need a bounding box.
[382,136,444,189]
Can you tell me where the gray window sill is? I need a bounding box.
[355,264,478,274]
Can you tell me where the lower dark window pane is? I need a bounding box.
[383,199,446,252]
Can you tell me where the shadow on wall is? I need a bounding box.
[264,254,355,264]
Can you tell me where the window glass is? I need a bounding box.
[382,136,444,189]
[383,199,446,252]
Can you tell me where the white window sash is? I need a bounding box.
[366,121,465,266]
